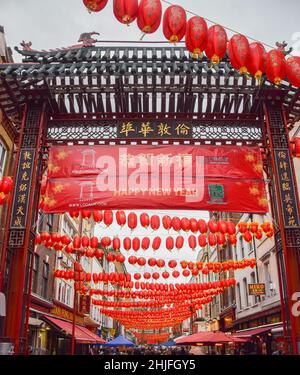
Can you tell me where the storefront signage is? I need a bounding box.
[51,305,84,325]
[248,284,266,296]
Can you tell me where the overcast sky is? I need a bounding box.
[1,0,300,62]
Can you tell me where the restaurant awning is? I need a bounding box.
[42,315,106,344]
[175,331,249,345]
[234,324,282,338]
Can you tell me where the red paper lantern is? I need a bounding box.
[208,233,217,247]
[198,219,207,234]
[92,210,103,223]
[116,210,126,226]
[116,254,125,264]
[185,16,208,59]
[101,236,112,248]
[228,34,250,75]
[90,236,98,249]
[113,0,139,25]
[144,272,151,280]
[163,5,187,44]
[217,233,226,246]
[218,220,228,234]
[107,253,116,262]
[162,271,170,280]
[132,237,141,251]
[0,177,13,194]
[123,237,131,251]
[35,234,42,245]
[81,210,91,220]
[73,235,81,249]
[228,234,237,246]
[172,270,180,278]
[182,269,191,278]
[148,258,157,267]
[286,56,300,88]
[238,222,248,234]
[162,215,172,231]
[180,218,191,232]
[137,257,146,266]
[152,236,161,251]
[208,220,218,233]
[134,273,142,280]
[255,229,263,240]
[247,42,266,81]
[140,213,150,228]
[150,215,160,231]
[113,237,121,251]
[141,237,150,251]
[104,210,113,226]
[243,231,253,243]
[189,218,198,233]
[205,25,227,64]
[198,234,207,248]
[81,236,89,248]
[137,0,162,35]
[226,222,236,235]
[69,211,79,219]
[168,260,177,269]
[129,256,138,265]
[266,49,286,85]
[95,248,104,258]
[188,235,197,250]
[171,217,181,232]
[128,212,138,230]
[83,0,108,12]
[261,222,271,233]
[157,259,165,268]
[249,222,259,234]
[152,272,160,280]
[175,236,184,250]
[166,236,174,251]
[291,137,300,158]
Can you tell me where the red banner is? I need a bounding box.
[43,145,268,213]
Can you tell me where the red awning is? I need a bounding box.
[175,331,249,345]
[234,324,282,338]
[43,316,106,344]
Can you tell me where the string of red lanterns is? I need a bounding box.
[0,177,13,206]
[80,0,300,87]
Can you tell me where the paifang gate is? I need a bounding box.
[0,45,299,354]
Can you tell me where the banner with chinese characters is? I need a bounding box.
[10,149,36,229]
[43,145,268,214]
[117,120,193,139]
[274,150,300,228]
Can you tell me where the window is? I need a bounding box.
[41,261,49,299]
[46,214,54,233]
[0,139,7,177]
[243,278,249,307]
[236,283,242,310]
[250,272,258,304]
[264,261,272,297]
[240,236,245,259]
[32,254,39,294]
[248,240,253,254]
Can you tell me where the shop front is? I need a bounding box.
[233,306,283,354]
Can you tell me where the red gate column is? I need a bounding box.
[1,101,49,354]
[264,91,300,355]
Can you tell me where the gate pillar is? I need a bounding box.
[0,101,49,354]
[264,91,300,355]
